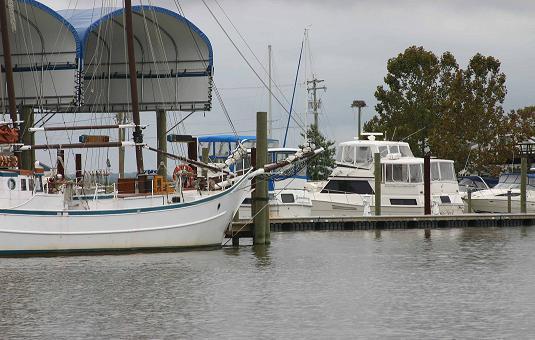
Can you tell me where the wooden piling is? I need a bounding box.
[253,112,269,245]
[424,154,431,215]
[507,190,512,213]
[75,154,83,183]
[156,109,167,177]
[201,147,209,179]
[374,152,381,216]
[521,156,527,213]
[21,106,35,170]
[467,189,472,213]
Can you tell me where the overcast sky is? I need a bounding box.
[36,0,535,172]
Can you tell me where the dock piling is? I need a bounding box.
[253,112,269,245]
[374,153,381,216]
[424,154,431,215]
[156,109,167,177]
[507,190,512,213]
[467,189,472,213]
[521,156,527,213]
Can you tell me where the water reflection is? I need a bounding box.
[252,245,271,267]
[1,226,535,338]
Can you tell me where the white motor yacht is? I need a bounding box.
[468,173,535,213]
[309,134,464,216]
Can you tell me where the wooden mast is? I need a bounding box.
[0,0,18,128]
[124,0,144,175]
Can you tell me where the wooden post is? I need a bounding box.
[374,152,381,216]
[253,112,269,245]
[0,0,18,128]
[117,112,125,178]
[466,189,472,213]
[507,190,512,213]
[201,147,209,179]
[156,109,167,177]
[125,0,144,175]
[21,106,35,170]
[75,154,83,183]
[187,138,198,175]
[424,155,431,215]
[520,156,527,213]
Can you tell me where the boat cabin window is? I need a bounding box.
[431,163,440,181]
[321,180,374,195]
[355,146,373,167]
[388,145,400,154]
[399,145,413,157]
[385,164,409,182]
[342,145,355,163]
[379,146,388,158]
[281,194,295,203]
[29,178,34,191]
[439,162,455,181]
[409,164,423,183]
[21,178,27,191]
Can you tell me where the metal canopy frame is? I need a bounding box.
[0,0,79,112]
[70,5,213,113]
[1,1,214,114]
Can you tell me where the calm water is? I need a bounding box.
[1,227,535,339]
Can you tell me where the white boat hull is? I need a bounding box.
[468,190,535,213]
[0,175,251,254]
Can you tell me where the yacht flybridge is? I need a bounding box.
[309,133,464,216]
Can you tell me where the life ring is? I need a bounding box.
[173,164,195,189]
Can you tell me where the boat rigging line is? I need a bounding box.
[200,0,306,133]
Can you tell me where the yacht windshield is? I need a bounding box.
[355,146,373,167]
[439,162,456,181]
[431,162,440,181]
[399,145,413,157]
[385,164,410,183]
[379,146,388,158]
[388,145,400,154]
[342,145,355,163]
[409,164,423,183]
[495,174,535,189]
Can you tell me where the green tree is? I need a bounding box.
[373,46,442,156]
[371,47,511,176]
[300,125,336,180]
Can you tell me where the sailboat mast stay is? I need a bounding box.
[124,0,144,175]
[0,0,18,128]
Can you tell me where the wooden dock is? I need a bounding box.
[225,214,535,239]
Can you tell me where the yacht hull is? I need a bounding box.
[0,175,251,255]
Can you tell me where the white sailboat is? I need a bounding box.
[0,1,321,254]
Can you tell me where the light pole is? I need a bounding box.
[351,100,367,140]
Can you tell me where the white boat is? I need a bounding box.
[309,134,464,216]
[197,136,313,219]
[468,173,535,213]
[0,168,252,254]
[0,1,251,255]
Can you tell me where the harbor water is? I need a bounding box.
[1,226,535,339]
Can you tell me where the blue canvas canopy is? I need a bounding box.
[0,0,80,111]
[61,5,213,113]
[1,1,214,113]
